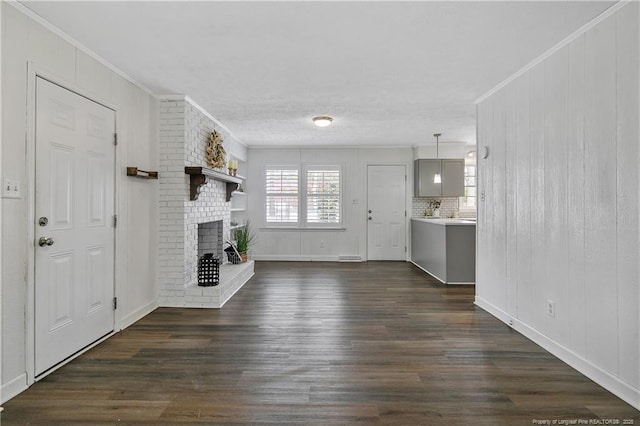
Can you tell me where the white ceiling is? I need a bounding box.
[22,1,615,147]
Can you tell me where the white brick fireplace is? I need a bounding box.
[158,96,254,308]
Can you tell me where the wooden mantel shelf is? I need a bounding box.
[185,166,243,201]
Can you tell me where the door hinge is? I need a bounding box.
[405,210,407,217]
[113,297,118,310]
[113,214,118,228]
[405,246,407,253]
[114,133,118,146]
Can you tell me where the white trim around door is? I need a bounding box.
[366,164,408,261]
[25,63,120,386]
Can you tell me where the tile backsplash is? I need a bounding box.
[412,197,473,218]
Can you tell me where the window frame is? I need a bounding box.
[303,164,343,228]
[458,160,477,214]
[263,163,344,229]
[264,165,300,226]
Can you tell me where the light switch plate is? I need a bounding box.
[2,178,21,199]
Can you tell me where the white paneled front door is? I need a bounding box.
[367,165,406,260]
[34,77,116,376]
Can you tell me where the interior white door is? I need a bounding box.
[367,165,406,260]
[34,77,116,376]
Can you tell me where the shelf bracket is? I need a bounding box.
[225,182,240,202]
[189,174,209,201]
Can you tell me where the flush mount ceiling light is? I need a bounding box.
[433,133,442,184]
[312,116,333,127]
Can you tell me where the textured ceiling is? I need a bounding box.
[22,1,615,147]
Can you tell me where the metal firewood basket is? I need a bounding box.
[224,244,243,264]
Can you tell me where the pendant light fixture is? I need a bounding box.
[433,133,442,184]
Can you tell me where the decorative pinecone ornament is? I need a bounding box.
[206,130,226,169]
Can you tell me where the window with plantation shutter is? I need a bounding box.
[265,167,299,223]
[306,167,341,224]
[264,164,343,228]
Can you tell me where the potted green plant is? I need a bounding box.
[225,221,255,264]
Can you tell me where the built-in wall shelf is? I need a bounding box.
[185,166,243,201]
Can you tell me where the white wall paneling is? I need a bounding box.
[475,101,489,303]
[0,0,3,409]
[514,73,532,326]
[585,11,618,371]
[504,77,517,318]
[566,33,587,359]
[1,3,158,402]
[2,5,30,400]
[529,64,547,334]
[615,4,640,390]
[543,44,570,345]
[491,89,507,312]
[475,3,639,409]
[583,13,618,375]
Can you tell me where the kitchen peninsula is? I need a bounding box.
[411,218,476,284]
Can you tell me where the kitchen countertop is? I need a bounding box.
[411,217,476,226]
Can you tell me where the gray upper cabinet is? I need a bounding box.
[414,159,464,197]
[441,159,464,196]
[414,159,440,197]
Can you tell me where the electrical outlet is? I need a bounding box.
[547,300,556,318]
[2,178,21,199]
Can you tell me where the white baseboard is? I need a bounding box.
[252,255,339,262]
[118,300,158,330]
[1,373,27,404]
[475,296,640,410]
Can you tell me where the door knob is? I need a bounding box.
[368,210,372,213]
[38,237,54,247]
[368,216,372,220]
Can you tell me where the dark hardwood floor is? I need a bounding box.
[3,261,638,425]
